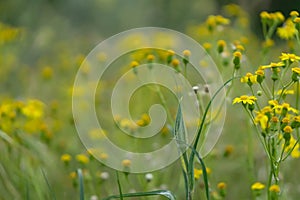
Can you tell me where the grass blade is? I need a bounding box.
[174,139,210,200]
[115,171,123,200]
[77,169,85,200]
[188,78,234,192]
[41,168,56,200]
[102,190,176,200]
[174,103,190,198]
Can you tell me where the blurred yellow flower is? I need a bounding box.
[21,100,44,119]
[76,154,89,164]
[41,66,53,79]
[122,159,131,167]
[269,184,280,193]
[276,89,294,95]
[251,182,265,190]
[277,19,298,40]
[61,154,72,163]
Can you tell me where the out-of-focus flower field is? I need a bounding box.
[1,1,300,199]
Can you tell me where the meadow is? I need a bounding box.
[0,1,300,200]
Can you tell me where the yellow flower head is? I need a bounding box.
[146,54,155,62]
[233,51,242,58]
[276,89,294,96]
[269,184,280,193]
[203,42,212,51]
[69,172,77,179]
[122,159,131,167]
[194,167,211,179]
[251,182,265,191]
[262,39,275,48]
[41,66,53,79]
[261,62,285,69]
[217,182,227,189]
[290,11,299,17]
[167,49,175,56]
[194,168,202,179]
[294,17,300,23]
[280,53,300,62]
[130,61,139,68]
[76,154,89,164]
[283,125,293,133]
[233,95,257,105]
[240,73,257,84]
[183,50,191,57]
[61,154,72,163]
[217,40,226,53]
[260,11,271,20]
[171,59,180,67]
[292,67,300,75]
[255,113,269,130]
[294,116,300,123]
[277,19,298,40]
[273,12,285,22]
[21,100,44,119]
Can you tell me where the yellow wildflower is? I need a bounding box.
[182,50,191,57]
[251,182,265,190]
[130,61,139,68]
[279,53,300,62]
[255,113,269,130]
[217,40,226,53]
[76,154,89,164]
[277,19,298,40]
[294,17,300,23]
[69,172,77,179]
[203,42,212,52]
[261,62,285,69]
[262,39,275,48]
[194,167,211,179]
[167,49,175,56]
[21,100,44,119]
[146,54,155,62]
[269,184,280,193]
[276,89,294,96]
[283,125,293,133]
[171,59,180,67]
[292,67,300,75]
[273,103,298,114]
[217,182,227,189]
[290,11,299,17]
[194,168,202,179]
[41,66,53,79]
[61,154,72,163]
[99,153,108,160]
[240,73,257,84]
[122,159,131,167]
[260,11,271,20]
[233,95,257,105]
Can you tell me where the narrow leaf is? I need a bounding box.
[102,190,176,200]
[115,171,123,200]
[41,168,57,200]
[77,169,85,200]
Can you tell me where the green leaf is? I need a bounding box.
[0,130,15,145]
[115,171,123,200]
[188,78,233,193]
[77,169,85,200]
[41,168,56,200]
[174,103,190,197]
[102,190,176,200]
